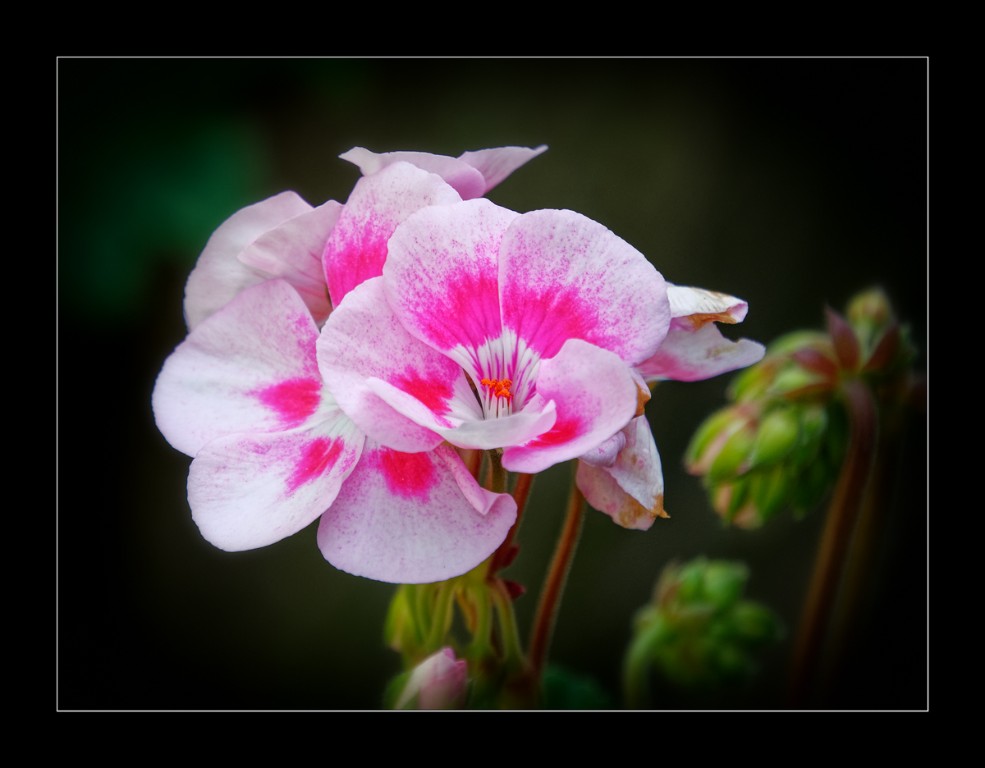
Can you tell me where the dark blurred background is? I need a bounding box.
[58,57,927,710]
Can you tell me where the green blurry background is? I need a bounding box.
[58,57,927,710]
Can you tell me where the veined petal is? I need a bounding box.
[499,209,671,364]
[188,414,364,551]
[154,280,324,457]
[457,145,548,194]
[317,441,516,583]
[502,339,638,473]
[638,322,766,382]
[323,163,462,307]
[576,416,667,531]
[184,192,335,329]
[317,278,468,453]
[384,199,519,356]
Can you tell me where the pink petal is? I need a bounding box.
[184,192,338,329]
[317,278,468,452]
[576,416,667,531]
[457,145,548,194]
[317,442,516,583]
[502,339,638,473]
[340,146,487,200]
[384,199,519,358]
[340,144,547,200]
[323,163,462,307]
[153,280,324,457]
[638,322,766,382]
[499,209,671,365]
[187,415,364,551]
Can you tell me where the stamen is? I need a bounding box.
[480,378,513,402]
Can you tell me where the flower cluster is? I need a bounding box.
[153,145,764,584]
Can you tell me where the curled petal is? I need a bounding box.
[394,647,468,710]
[456,145,548,194]
[323,163,462,307]
[184,192,339,329]
[500,208,671,364]
[317,442,516,583]
[667,284,749,325]
[188,415,364,551]
[154,280,324,457]
[502,340,638,474]
[576,416,667,531]
[638,322,766,382]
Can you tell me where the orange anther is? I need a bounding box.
[480,377,513,401]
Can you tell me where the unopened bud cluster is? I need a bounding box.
[624,557,782,698]
[685,288,914,528]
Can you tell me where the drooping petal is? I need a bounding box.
[317,278,471,453]
[499,209,671,365]
[317,442,516,583]
[576,416,668,531]
[384,199,519,361]
[323,163,462,307]
[638,322,767,382]
[188,414,364,551]
[639,285,764,382]
[184,192,338,329]
[502,339,638,473]
[154,280,323,457]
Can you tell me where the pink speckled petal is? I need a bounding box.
[184,192,337,329]
[577,416,667,531]
[502,339,638,474]
[154,280,326,457]
[499,209,671,364]
[317,278,470,453]
[188,414,364,551]
[317,441,516,583]
[457,145,548,193]
[384,199,519,358]
[638,322,766,382]
[323,163,462,307]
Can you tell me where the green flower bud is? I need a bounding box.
[685,404,756,475]
[745,406,801,470]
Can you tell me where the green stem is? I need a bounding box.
[528,473,586,680]
[789,378,877,706]
[491,581,526,667]
[426,580,456,652]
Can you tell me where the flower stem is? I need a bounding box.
[789,377,877,706]
[528,472,585,680]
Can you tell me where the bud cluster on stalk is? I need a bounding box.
[684,288,915,528]
[624,558,782,700]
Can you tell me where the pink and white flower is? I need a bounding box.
[153,279,516,583]
[393,647,468,710]
[318,199,672,474]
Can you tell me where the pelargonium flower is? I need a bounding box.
[576,286,765,530]
[152,278,516,583]
[318,199,671,474]
[392,647,468,710]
